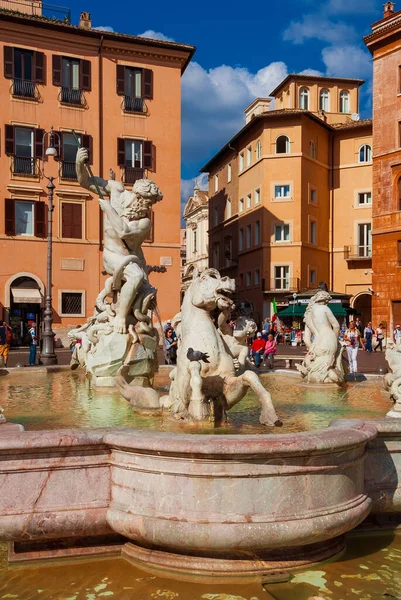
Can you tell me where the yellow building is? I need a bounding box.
[202,75,373,325]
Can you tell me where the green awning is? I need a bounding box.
[278,304,347,318]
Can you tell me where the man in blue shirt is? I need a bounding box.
[28,322,38,366]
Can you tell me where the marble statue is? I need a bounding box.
[384,338,401,417]
[73,147,161,394]
[160,268,281,426]
[296,289,345,385]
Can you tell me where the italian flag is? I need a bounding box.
[272,297,277,322]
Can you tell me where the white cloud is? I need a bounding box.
[283,15,357,45]
[137,30,174,42]
[299,68,323,76]
[322,45,372,79]
[93,25,114,32]
[181,173,208,205]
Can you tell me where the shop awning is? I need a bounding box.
[278,304,347,318]
[11,288,42,304]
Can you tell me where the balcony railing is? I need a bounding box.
[123,167,144,184]
[269,277,300,292]
[122,96,147,114]
[12,156,39,176]
[0,0,71,23]
[61,161,77,180]
[11,79,39,100]
[59,87,85,106]
[344,245,372,260]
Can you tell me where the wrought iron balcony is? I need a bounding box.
[122,96,147,114]
[11,79,39,100]
[59,87,85,106]
[0,0,71,23]
[123,167,144,184]
[269,277,300,292]
[344,245,372,260]
[12,156,39,176]
[61,161,77,180]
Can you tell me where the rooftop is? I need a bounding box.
[270,74,365,98]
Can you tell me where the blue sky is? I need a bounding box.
[66,0,380,201]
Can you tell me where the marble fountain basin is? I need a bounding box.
[2,416,400,583]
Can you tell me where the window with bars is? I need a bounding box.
[53,55,91,105]
[61,292,83,315]
[117,138,154,183]
[116,65,153,113]
[4,46,45,99]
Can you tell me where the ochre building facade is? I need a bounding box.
[202,75,373,325]
[0,4,194,344]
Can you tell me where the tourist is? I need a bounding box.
[264,333,277,369]
[344,321,361,374]
[364,322,375,353]
[355,317,363,334]
[163,319,172,332]
[262,318,271,336]
[374,322,385,352]
[250,332,265,368]
[0,321,9,368]
[394,324,401,344]
[164,328,178,365]
[28,322,38,366]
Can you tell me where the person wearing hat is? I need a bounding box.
[250,332,266,368]
[163,319,172,332]
[363,321,375,353]
[394,324,401,344]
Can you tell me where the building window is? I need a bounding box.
[214,206,218,226]
[358,223,372,257]
[274,266,290,290]
[214,174,219,193]
[239,152,244,171]
[15,200,34,236]
[255,188,260,205]
[239,228,244,251]
[299,87,309,110]
[239,198,244,213]
[52,55,91,105]
[246,272,251,287]
[213,244,220,268]
[116,65,153,113]
[276,135,290,154]
[5,198,45,237]
[309,141,316,159]
[310,269,317,286]
[246,146,252,167]
[359,144,372,163]
[61,291,84,316]
[274,184,291,199]
[118,138,153,184]
[14,127,34,175]
[227,162,232,182]
[61,202,83,239]
[246,193,252,209]
[225,198,232,219]
[310,220,317,244]
[256,140,262,159]
[224,237,232,267]
[193,228,197,253]
[275,224,290,242]
[339,90,350,113]
[319,89,330,112]
[254,269,260,285]
[246,224,251,248]
[358,191,372,205]
[239,273,244,288]
[310,188,317,204]
[255,220,260,245]
[4,46,45,99]
[398,240,401,265]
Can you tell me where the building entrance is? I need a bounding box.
[9,276,42,346]
[353,293,372,327]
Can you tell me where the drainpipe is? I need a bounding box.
[98,35,104,253]
[329,131,334,291]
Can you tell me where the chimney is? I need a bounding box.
[79,12,92,29]
[383,2,395,18]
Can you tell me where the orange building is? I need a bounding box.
[365,2,401,333]
[202,75,373,325]
[0,2,194,344]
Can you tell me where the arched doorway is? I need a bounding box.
[352,292,372,326]
[7,274,43,345]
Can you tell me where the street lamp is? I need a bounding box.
[40,127,61,366]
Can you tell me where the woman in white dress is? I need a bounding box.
[344,321,361,374]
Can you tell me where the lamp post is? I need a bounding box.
[40,127,60,366]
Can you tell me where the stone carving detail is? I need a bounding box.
[384,339,401,417]
[72,147,161,393]
[161,268,281,426]
[297,289,345,384]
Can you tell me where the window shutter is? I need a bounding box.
[62,203,82,239]
[62,202,72,238]
[5,125,15,156]
[80,59,91,91]
[142,69,153,99]
[117,138,126,167]
[72,203,82,239]
[143,140,153,169]
[116,65,125,95]
[34,201,46,238]
[52,55,62,86]
[34,128,45,159]
[5,199,15,236]
[82,134,93,164]
[4,46,14,79]
[33,51,45,83]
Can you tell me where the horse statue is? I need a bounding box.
[161,268,281,427]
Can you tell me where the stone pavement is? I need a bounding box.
[5,343,388,374]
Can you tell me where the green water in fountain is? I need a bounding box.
[0,369,391,434]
